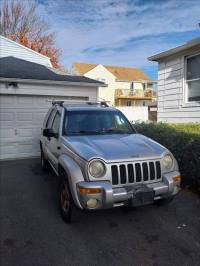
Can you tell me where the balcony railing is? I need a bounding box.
[115,89,155,99]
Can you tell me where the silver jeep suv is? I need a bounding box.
[40,101,181,223]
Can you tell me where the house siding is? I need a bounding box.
[83,65,152,105]
[0,35,52,67]
[0,82,98,101]
[157,46,200,123]
[84,65,116,104]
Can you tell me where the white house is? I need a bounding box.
[0,36,102,160]
[0,35,52,67]
[72,62,156,107]
[149,37,200,123]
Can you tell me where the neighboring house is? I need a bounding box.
[72,62,156,106]
[0,35,52,67]
[0,56,102,160]
[149,37,200,123]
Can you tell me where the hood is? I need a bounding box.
[62,134,166,162]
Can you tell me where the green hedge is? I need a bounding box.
[134,123,200,194]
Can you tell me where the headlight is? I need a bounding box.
[88,160,106,178]
[163,154,173,170]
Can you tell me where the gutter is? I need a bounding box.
[0,77,106,87]
[116,79,157,83]
[148,37,200,61]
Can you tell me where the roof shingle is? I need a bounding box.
[73,62,151,81]
[0,57,103,85]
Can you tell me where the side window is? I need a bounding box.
[51,112,61,134]
[46,109,56,128]
[186,53,200,102]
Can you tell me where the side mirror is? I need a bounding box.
[43,128,58,138]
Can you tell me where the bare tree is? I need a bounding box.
[0,0,61,68]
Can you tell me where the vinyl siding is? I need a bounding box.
[0,35,52,67]
[157,46,200,123]
[0,82,98,101]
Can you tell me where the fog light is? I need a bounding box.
[78,187,102,194]
[86,198,98,208]
[173,175,181,185]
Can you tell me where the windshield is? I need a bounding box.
[63,109,135,136]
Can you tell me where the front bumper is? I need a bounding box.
[76,171,181,209]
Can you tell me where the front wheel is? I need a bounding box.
[58,178,80,223]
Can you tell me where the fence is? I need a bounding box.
[117,106,148,123]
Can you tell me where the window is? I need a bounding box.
[63,110,135,136]
[51,112,61,134]
[130,82,134,90]
[46,109,57,128]
[147,83,153,89]
[126,100,131,106]
[186,54,200,102]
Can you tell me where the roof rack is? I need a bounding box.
[52,100,109,107]
[52,100,65,106]
[87,101,109,107]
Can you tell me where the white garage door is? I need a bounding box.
[0,94,87,160]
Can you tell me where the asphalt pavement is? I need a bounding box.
[0,158,200,266]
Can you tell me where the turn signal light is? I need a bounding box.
[78,187,102,194]
[173,175,181,184]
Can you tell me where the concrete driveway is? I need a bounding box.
[0,158,200,266]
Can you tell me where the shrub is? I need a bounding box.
[134,123,200,194]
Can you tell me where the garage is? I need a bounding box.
[0,95,78,159]
[0,57,102,160]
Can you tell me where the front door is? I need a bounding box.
[46,111,62,170]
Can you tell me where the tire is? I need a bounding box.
[58,176,80,223]
[154,195,175,206]
[40,149,49,172]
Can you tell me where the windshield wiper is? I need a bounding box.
[100,128,132,134]
[66,128,133,135]
[66,130,101,135]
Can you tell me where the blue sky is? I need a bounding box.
[37,0,200,79]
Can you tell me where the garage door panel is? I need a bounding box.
[36,96,51,105]
[33,127,42,137]
[0,142,40,159]
[0,110,45,124]
[0,95,15,105]
[35,112,46,122]
[0,128,15,138]
[17,112,33,121]
[18,143,37,154]
[0,112,15,121]
[18,96,33,104]
[18,128,33,137]
[17,128,41,138]
[0,143,18,156]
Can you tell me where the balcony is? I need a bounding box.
[115,89,154,99]
[115,89,156,106]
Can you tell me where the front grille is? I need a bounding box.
[111,160,162,186]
